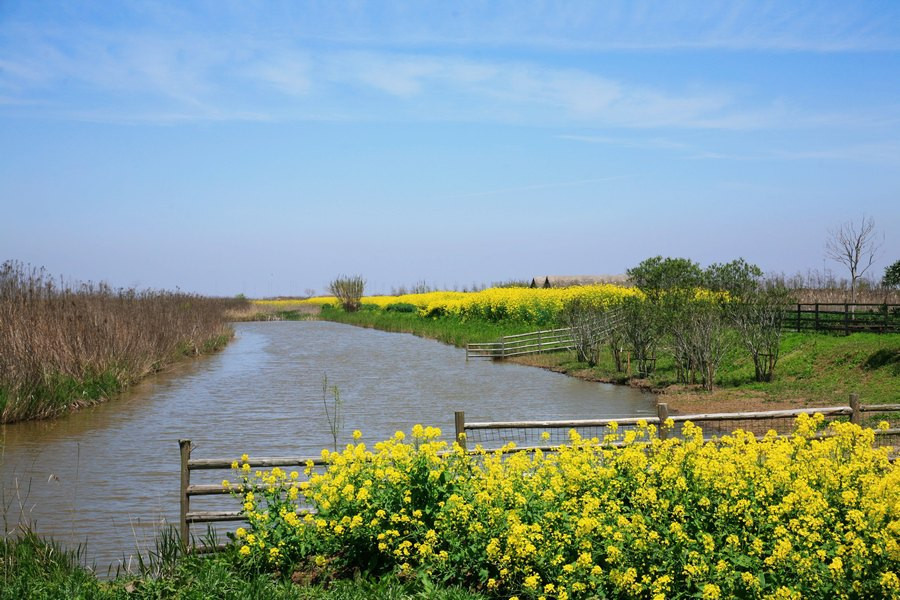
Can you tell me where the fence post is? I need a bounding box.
[454,411,467,451]
[179,439,192,549]
[657,403,669,441]
[844,303,850,336]
[796,304,801,332]
[814,303,819,332]
[850,393,860,425]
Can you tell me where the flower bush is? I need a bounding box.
[228,417,899,599]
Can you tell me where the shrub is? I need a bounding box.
[385,302,418,313]
[227,418,899,599]
[328,275,365,312]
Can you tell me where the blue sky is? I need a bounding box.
[1,1,898,296]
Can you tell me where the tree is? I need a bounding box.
[825,217,881,303]
[704,258,763,300]
[883,260,900,289]
[728,283,792,382]
[328,275,365,312]
[621,296,663,377]
[626,256,702,301]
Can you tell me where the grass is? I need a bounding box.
[514,331,900,410]
[0,529,486,600]
[319,305,535,347]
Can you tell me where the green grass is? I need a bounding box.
[0,530,486,600]
[537,331,900,405]
[319,305,535,347]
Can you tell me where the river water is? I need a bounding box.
[0,321,653,571]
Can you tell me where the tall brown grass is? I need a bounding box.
[0,261,249,423]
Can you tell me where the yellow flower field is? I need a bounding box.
[257,285,642,325]
[228,416,899,599]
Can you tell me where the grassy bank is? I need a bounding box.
[0,262,247,423]
[0,529,484,600]
[513,331,900,411]
[319,305,535,346]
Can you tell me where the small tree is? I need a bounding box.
[729,283,792,382]
[621,297,662,377]
[883,260,900,289]
[328,275,365,312]
[687,299,731,391]
[563,299,622,367]
[825,216,882,303]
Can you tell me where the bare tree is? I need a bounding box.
[825,216,881,303]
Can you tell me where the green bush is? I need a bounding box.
[385,302,418,313]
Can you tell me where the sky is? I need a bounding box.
[1,1,899,297]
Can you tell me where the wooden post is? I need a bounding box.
[850,393,860,425]
[454,411,467,451]
[538,330,543,354]
[626,351,631,377]
[844,303,850,336]
[796,304,801,332]
[814,303,819,332]
[657,403,669,441]
[179,439,192,549]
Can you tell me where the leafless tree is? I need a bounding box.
[825,216,882,303]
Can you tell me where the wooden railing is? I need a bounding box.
[466,308,623,360]
[452,395,900,451]
[178,444,326,552]
[790,303,900,334]
[465,327,575,359]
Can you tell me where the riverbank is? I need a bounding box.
[316,307,899,413]
[0,262,247,423]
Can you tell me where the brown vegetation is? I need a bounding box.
[0,261,248,423]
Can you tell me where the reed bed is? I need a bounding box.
[0,261,248,423]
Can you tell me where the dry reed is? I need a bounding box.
[0,261,249,423]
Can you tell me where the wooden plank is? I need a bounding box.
[466,416,658,430]
[669,406,851,422]
[188,456,326,470]
[861,404,900,412]
[186,510,245,523]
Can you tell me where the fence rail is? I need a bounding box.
[466,309,623,360]
[179,394,899,552]
[789,303,900,334]
[453,394,900,451]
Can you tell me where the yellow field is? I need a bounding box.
[255,285,642,323]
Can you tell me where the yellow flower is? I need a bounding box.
[239,545,250,556]
[353,430,362,440]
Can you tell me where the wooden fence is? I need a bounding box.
[179,395,899,552]
[790,303,900,334]
[453,395,900,451]
[465,326,575,359]
[466,308,623,360]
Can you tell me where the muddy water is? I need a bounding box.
[0,321,653,571]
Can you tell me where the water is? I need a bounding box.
[0,321,653,571]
